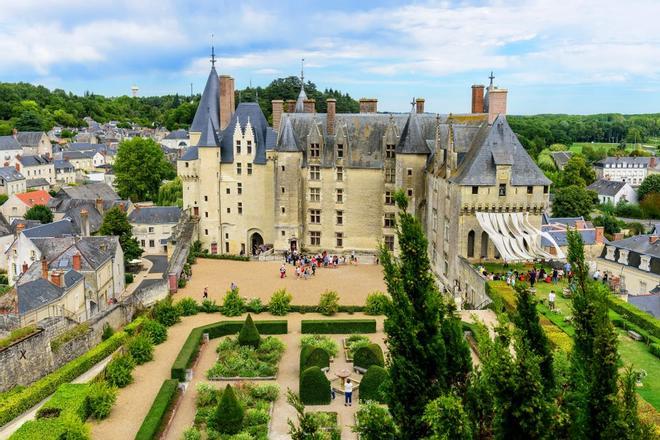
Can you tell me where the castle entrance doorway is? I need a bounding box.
[251,232,264,255]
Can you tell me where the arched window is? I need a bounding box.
[481,231,489,259]
[467,230,475,258]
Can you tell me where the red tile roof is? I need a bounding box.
[16,190,51,207]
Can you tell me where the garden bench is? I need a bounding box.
[353,366,367,374]
[627,330,642,341]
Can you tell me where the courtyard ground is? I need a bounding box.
[174,259,387,306]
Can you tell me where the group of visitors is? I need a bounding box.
[476,261,575,288]
[280,250,353,280]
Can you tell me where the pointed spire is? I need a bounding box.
[295,58,307,113]
[190,60,220,132]
[277,116,299,152]
[197,115,220,148]
[210,34,216,67]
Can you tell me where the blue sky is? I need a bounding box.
[1,0,659,114]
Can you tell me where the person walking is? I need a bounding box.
[552,269,558,284]
[344,379,353,406]
[280,264,286,279]
[529,269,537,287]
[202,287,208,300]
[549,290,556,311]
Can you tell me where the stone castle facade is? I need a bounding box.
[178,64,551,301]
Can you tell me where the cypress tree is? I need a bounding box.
[238,314,261,348]
[212,384,244,434]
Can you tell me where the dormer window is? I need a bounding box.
[336,144,344,159]
[310,143,320,158]
[236,140,241,154]
[247,140,252,154]
[385,143,395,159]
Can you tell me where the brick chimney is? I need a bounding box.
[272,100,284,132]
[612,232,624,241]
[80,209,90,237]
[650,235,659,244]
[303,99,316,113]
[12,128,17,139]
[50,271,62,287]
[219,75,235,130]
[575,219,586,230]
[595,226,604,244]
[22,262,28,274]
[359,98,378,113]
[488,88,508,124]
[95,198,104,215]
[14,162,20,172]
[41,257,48,279]
[471,85,485,113]
[15,222,25,236]
[286,99,296,113]
[650,156,657,169]
[73,253,81,271]
[326,98,336,136]
[416,98,425,114]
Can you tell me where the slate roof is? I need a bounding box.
[541,214,597,246]
[219,103,276,164]
[16,272,84,314]
[22,219,75,238]
[58,183,119,201]
[16,190,51,207]
[0,167,25,182]
[450,115,552,186]
[550,151,572,169]
[68,142,109,153]
[542,229,596,247]
[15,132,46,148]
[18,155,51,167]
[605,235,660,259]
[628,294,660,318]
[164,129,188,140]
[128,206,181,224]
[595,157,651,168]
[54,160,75,171]
[180,146,198,161]
[10,219,41,234]
[197,117,221,148]
[190,67,220,132]
[26,178,51,189]
[276,117,299,152]
[63,150,94,160]
[48,198,130,235]
[396,110,431,154]
[0,136,21,150]
[46,236,119,272]
[295,83,307,113]
[587,179,628,196]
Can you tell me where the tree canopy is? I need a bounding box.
[24,204,53,223]
[637,174,660,201]
[99,206,143,265]
[552,185,598,218]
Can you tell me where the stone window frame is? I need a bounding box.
[384,213,395,228]
[384,235,395,251]
[310,165,320,180]
[336,232,344,248]
[309,209,321,224]
[310,143,321,159]
[309,187,321,202]
[310,231,321,246]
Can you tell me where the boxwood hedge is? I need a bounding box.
[299,366,331,405]
[301,319,376,334]
[300,345,330,371]
[353,344,384,370]
[170,320,287,381]
[359,365,388,403]
[0,331,127,427]
[134,379,179,440]
[607,295,660,339]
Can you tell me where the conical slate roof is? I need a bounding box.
[190,67,220,132]
[396,108,430,154]
[197,116,220,148]
[276,116,300,152]
[294,83,307,113]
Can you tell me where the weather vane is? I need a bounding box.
[301,58,305,84]
[210,33,216,67]
[489,71,495,87]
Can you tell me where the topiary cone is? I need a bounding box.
[212,384,244,434]
[238,314,261,348]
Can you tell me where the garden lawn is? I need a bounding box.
[207,336,285,378]
[616,330,660,410]
[569,142,632,154]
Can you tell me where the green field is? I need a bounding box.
[568,142,633,154]
[617,330,660,409]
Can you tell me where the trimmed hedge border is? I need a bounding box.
[289,305,366,314]
[300,345,330,371]
[299,366,331,405]
[198,254,250,261]
[607,295,660,339]
[301,319,376,334]
[134,379,179,440]
[170,320,288,381]
[0,330,127,427]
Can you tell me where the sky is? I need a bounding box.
[1,0,659,115]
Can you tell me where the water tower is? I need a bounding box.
[131,85,139,97]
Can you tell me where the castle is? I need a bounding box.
[178,61,554,305]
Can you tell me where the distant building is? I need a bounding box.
[128,206,182,254]
[161,129,190,150]
[596,234,660,296]
[26,178,50,192]
[0,190,51,223]
[550,151,572,170]
[587,179,637,205]
[0,136,23,168]
[0,167,26,196]
[541,214,604,258]
[17,155,55,185]
[15,131,53,157]
[593,156,654,186]
[54,160,76,184]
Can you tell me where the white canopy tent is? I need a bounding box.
[475,211,565,262]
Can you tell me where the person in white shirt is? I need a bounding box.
[549,290,556,311]
[344,379,353,406]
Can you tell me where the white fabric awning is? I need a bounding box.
[476,212,565,262]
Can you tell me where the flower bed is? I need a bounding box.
[301,334,339,358]
[207,336,285,379]
[310,411,341,438]
[343,335,370,361]
[193,382,278,440]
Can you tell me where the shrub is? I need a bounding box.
[209,336,284,378]
[105,354,135,388]
[58,413,91,440]
[178,278,187,288]
[212,384,244,434]
[127,334,154,365]
[177,297,199,316]
[268,289,292,316]
[37,383,89,421]
[301,319,377,334]
[606,295,660,339]
[650,343,660,359]
[152,297,181,327]
[222,288,246,316]
[125,273,134,284]
[183,426,201,440]
[300,345,330,371]
[354,344,384,370]
[353,401,397,440]
[364,291,390,315]
[50,323,90,352]
[245,383,280,402]
[246,297,265,313]
[0,325,38,349]
[238,314,261,348]
[318,290,340,316]
[101,323,114,341]
[346,335,371,358]
[299,366,331,405]
[123,317,144,336]
[200,299,221,313]
[359,366,388,403]
[0,331,127,427]
[135,379,179,440]
[141,318,167,345]
[300,334,339,358]
[198,253,250,261]
[84,381,117,420]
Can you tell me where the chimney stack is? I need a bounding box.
[286,99,296,113]
[95,198,104,215]
[326,99,336,136]
[219,75,235,130]
[41,257,48,279]
[12,128,17,139]
[14,162,20,172]
[595,226,604,244]
[272,100,284,132]
[80,209,90,237]
[487,88,508,125]
[471,85,485,113]
[359,98,378,113]
[22,262,28,274]
[650,235,659,245]
[416,98,425,114]
[73,253,81,271]
[50,271,62,287]
[303,99,316,113]
[15,222,25,236]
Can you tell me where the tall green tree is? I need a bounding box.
[637,174,660,201]
[24,204,53,223]
[558,155,596,188]
[113,137,175,202]
[513,283,555,391]
[156,177,183,207]
[552,185,598,218]
[379,191,471,439]
[99,206,143,265]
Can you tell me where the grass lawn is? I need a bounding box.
[616,330,660,410]
[569,142,631,154]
